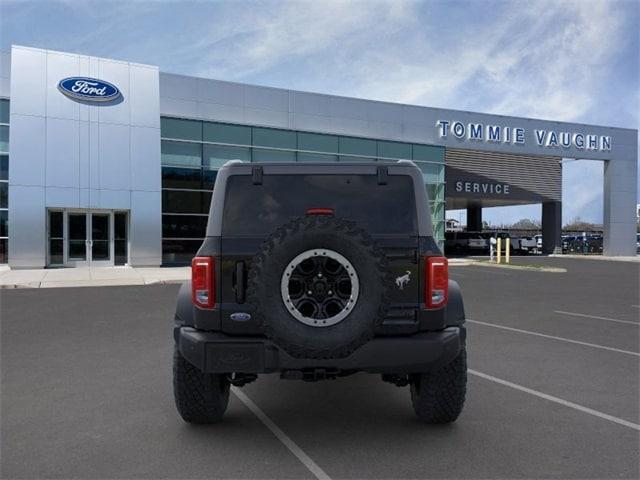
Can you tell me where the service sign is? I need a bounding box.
[58,77,121,102]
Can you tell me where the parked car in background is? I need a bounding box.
[445,231,487,255]
[533,234,543,254]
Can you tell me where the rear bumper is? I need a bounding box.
[175,326,465,374]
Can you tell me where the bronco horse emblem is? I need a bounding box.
[395,270,411,290]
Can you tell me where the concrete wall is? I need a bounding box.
[8,46,161,267]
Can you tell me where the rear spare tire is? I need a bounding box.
[247,216,389,359]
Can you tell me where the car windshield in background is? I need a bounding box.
[222,174,417,235]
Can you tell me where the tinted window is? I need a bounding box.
[163,190,210,214]
[161,118,201,141]
[162,167,202,189]
[0,210,7,237]
[162,214,207,238]
[161,141,201,167]
[203,144,250,168]
[222,174,416,235]
[162,239,202,265]
[0,155,7,180]
[0,182,7,208]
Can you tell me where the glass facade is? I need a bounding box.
[0,99,8,264]
[160,117,446,264]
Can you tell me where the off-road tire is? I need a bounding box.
[247,216,390,360]
[410,345,467,423]
[173,345,230,424]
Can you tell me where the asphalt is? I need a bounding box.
[1,257,638,479]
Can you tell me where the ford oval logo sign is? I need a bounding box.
[58,77,121,102]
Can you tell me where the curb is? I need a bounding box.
[0,278,188,289]
[469,262,566,273]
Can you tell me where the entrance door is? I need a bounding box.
[49,210,129,267]
[90,213,112,266]
[66,212,89,266]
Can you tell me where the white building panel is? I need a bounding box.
[45,51,81,121]
[97,60,130,126]
[130,65,160,128]
[8,185,46,267]
[98,122,130,191]
[197,78,244,106]
[8,114,45,186]
[45,117,79,188]
[46,186,79,208]
[244,85,288,112]
[130,125,161,191]
[10,47,47,117]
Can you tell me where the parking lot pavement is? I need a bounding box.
[1,257,639,479]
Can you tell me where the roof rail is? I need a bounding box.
[222,159,246,167]
[397,159,417,166]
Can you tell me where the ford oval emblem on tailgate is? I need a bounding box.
[230,312,252,322]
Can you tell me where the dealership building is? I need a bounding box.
[0,45,637,268]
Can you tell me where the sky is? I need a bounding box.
[1,0,638,226]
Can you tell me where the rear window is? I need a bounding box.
[222,174,417,235]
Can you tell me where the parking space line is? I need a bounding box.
[554,310,639,326]
[469,369,640,431]
[232,387,331,480]
[467,319,640,356]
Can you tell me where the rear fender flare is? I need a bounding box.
[175,281,195,328]
[445,279,465,326]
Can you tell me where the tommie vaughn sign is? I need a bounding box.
[58,77,121,102]
[436,120,612,152]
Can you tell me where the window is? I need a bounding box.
[222,174,417,235]
[161,117,202,141]
[297,152,338,163]
[114,212,128,266]
[162,190,211,214]
[161,141,201,167]
[162,215,207,238]
[252,127,296,149]
[203,144,250,168]
[203,122,251,145]
[0,99,8,124]
[0,183,7,209]
[0,210,6,237]
[159,116,444,262]
[252,148,296,163]
[0,126,8,154]
[162,239,203,265]
[378,140,411,160]
[339,156,376,163]
[0,155,7,180]
[339,137,376,157]
[413,144,444,163]
[202,169,218,190]
[162,167,202,190]
[297,132,338,154]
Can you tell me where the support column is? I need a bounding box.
[542,201,562,254]
[603,155,637,256]
[466,205,482,232]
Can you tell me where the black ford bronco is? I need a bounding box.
[173,160,467,423]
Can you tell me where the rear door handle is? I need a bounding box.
[235,261,246,304]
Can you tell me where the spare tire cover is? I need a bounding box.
[247,216,390,359]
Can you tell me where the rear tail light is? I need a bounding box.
[306,207,334,216]
[192,256,215,309]
[425,256,448,309]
